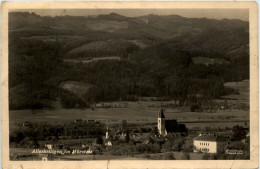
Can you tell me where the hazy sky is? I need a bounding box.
[14,9,249,21]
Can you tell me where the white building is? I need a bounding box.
[45,143,63,150]
[193,134,228,154]
[45,144,53,150]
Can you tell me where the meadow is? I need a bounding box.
[10,100,249,130]
[9,79,249,131]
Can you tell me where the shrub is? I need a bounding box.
[135,143,161,154]
[165,153,175,160]
[202,153,210,160]
[182,152,190,160]
[143,154,151,159]
[190,103,201,112]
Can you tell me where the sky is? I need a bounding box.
[13,9,249,21]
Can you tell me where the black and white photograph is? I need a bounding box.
[2,2,258,167]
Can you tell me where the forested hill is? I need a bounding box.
[9,12,249,109]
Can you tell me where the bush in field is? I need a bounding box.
[135,143,161,154]
[59,89,87,108]
[182,143,194,152]
[143,154,151,159]
[202,153,210,160]
[164,153,175,160]
[96,135,104,145]
[232,125,247,141]
[162,138,185,152]
[110,145,135,156]
[10,130,26,143]
[190,103,201,112]
[181,152,190,160]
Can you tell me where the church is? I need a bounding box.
[157,108,188,137]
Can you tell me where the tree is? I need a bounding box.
[96,135,103,145]
[121,120,127,131]
[143,154,151,159]
[32,136,39,148]
[150,126,159,137]
[139,127,143,135]
[182,152,190,160]
[190,103,200,112]
[125,130,130,143]
[165,153,175,160]
[232,125,246,141]
[202,153,210,160]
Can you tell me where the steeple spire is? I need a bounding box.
[158,107,165,118]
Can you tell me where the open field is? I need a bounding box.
[9,79,249,130]
[192,56,230,65]
[85,21,129,32]
[10,100,249,130]
[63,56,120,64]
[223,80,249,101]
[60,81,93,98]
[128,40,148,48]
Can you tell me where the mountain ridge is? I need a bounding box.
[8,11,249,109]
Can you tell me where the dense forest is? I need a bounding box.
[9,12,249,109]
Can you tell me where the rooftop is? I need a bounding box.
[193,134,228,142]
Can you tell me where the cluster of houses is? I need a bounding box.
[39,108,248,161]
[95,102,128,108]
[158,107,249,155]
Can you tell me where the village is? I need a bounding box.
[10,107,250,161]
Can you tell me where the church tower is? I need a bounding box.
[158,107,166,136]
[106,125,109,139]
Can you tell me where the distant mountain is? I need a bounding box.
[9,12,249,58]
[8,12,249,109]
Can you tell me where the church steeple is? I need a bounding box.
[106,125,109,139]
[158,107,165,118]
[158,107,166,136]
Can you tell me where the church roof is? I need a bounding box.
[165,120,179,132]
[178,124,188,133]
[164,120,187,133]
[158,108,165,118]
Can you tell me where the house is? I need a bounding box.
[87,120,96,123]
[74,119,82,123]
[45,143,64,150]
[22,122,31,127]
[82,144,88,148]
[45,144,53,150]
[104,139,112,146]
[193,134,228,154]
[158,108,187,137]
